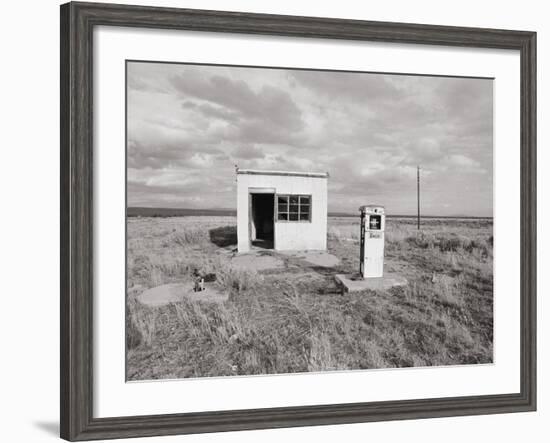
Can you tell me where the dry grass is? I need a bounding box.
[126,215,493,380]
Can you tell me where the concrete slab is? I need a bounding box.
[335,272,407,293]
[279,250,340,268]
[138,282,229,306]
[230,253,284,271]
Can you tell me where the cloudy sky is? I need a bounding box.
[127,62,493,216]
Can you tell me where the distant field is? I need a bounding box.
[127,207,237,217]
[127,207,492,220]
[126,216,493,380]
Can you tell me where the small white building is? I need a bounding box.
[236,168,329,253]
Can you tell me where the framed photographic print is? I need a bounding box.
[60,1,536,441]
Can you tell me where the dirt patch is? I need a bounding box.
[138,282,228,306]
[279,250,340,268]
[230,253,284,271]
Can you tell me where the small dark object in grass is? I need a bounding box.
[194,278,205,292]
[192,268,216,292]
[192,269,216,282]
[202,273,216,282]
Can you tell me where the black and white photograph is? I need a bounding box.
[1,0,543,441]
[126,61,494,381]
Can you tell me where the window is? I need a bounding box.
[277,195,311,222]
[369,215,381,230]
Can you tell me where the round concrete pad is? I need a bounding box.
[138,283,228,306]
[231,254,284,271]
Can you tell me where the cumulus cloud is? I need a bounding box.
[127,62,493,216]
[232,144,264,160]
[170,70,304,140]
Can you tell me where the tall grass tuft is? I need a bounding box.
[126,297,158,349]
[171,227,209,246]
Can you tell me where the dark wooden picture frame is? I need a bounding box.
[60,2,536,441]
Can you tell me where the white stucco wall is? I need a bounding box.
[237,172,328,252]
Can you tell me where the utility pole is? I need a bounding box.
[417,165,420,230]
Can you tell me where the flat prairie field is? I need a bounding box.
[126,216,493,381]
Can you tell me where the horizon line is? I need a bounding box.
[127,206,493,219]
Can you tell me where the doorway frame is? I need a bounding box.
[248,187,276,250]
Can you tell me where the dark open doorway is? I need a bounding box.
[250,193,274,249]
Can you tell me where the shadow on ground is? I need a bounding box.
[251,239,274,249]
[33,421,59,437]
[209,225,237,247]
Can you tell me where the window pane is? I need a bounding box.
[289,213,299,221]
[289,204,299,213]
[299,196,310,205]
[278,204,288,213]
[289,195,299,204]
[299,213,310,221]
[278,196,288,204]
[278,213,288,221]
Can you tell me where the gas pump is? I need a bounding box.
[359,205,385,278]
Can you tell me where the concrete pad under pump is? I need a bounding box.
[334,272,407,294]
